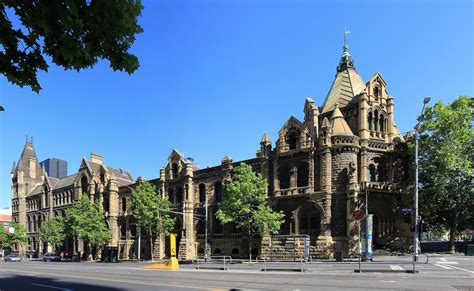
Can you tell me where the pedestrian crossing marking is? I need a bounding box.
[390,265,404,270]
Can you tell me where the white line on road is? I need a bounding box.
[436,261,458,264]
[435,264,453,270]
[390,265,404,271]
[31,283,72,291]
[442,265,474,274]
[439,258,447,262]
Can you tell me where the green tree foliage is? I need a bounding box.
[39,216,66,251]
[216,163,285,261]
[418,96,473,252]
[0,0,143,92]
[130,181,175,260]
[67,195,112,259]
[1,222,28,253]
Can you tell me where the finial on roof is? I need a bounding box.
[11,161,16,174]
[337,28,355,72]
[261,132,272,145]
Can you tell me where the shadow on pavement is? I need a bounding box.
[0,274,126,291]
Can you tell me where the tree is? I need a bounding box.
[130,181,175,260]
[418,96,473,253]
[2,222,28,255]
[67,195,112,260]
[39,216,66,251]
[1,0,143,93]
[216,163,285,261]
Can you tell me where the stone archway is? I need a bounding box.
[295,203,323,239]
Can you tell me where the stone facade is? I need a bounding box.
[11,41,411,260]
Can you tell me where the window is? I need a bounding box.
[379,115,384,133]
[278,167,290,189]
[81,176,88,195]
[122,197,127,212]
[297,164,309,187]
[369,164,377,182]
[172,163,179,179]
[368,112,373,131]
[374,110,379,132]
[288,131,298,150]
[214,182,222,203]
[199,184,206,203]
[374,86,380,98]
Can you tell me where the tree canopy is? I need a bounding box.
[39,216,66,251]
[1,222,28,253]
[1,0,143,92]
[130,181,175,259]
[418,96,473,252]
[216,163,285,260]
[67,194,112,257]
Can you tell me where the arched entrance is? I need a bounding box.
[297,204,321,238]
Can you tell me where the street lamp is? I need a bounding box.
[413,96,431,273]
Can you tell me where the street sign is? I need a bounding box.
[284,242,295,250]
[352,209,365,221]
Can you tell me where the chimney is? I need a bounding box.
[90,152,103,164]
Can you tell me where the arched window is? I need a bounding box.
[297,164,309,187]
[298,204,321,236]
[379,115,384,133]
[38,216,42,229]
[44,186,48,207]
[278,166,290,189]
[122,197,127,212]
[197,220,205,234]
[214,182,223,203]
[213,212,223,233]
[368,112,373,131]
[374,86,380,98]
[27,216,32,232]
[374,110,379,132]
[33,216,37,232]
[172,163,179,179]
[103,193,110,212]
[81,176,88,195]
[121,222,127,237]
[369,164,377,182]
[287,131,298,150]
[199,184,206,203]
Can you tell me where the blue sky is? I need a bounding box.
[0,0,472,208]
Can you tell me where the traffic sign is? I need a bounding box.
[352,209,366,221]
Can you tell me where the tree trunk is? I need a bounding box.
[248,228,251,262]
[448,213,458,254]
[150,226,154,261]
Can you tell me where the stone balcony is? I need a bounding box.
[275,186,310,197]
[361,181,396,192]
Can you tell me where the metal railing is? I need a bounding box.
[194,255,233,270]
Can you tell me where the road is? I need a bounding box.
[0,254,472,290]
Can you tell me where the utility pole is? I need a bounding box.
[204,190,208,261]
[413,96,431,274]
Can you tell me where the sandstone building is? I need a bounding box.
[11,41,410,260]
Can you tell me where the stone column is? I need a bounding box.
[108,177,119,247]
[387,95,394,150]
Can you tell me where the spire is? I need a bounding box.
[337,29,355,72]
[330,104,353,135]
[260,132,272,145]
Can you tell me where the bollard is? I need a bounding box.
[224,256,226,270]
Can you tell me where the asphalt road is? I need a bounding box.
[0,254,472,290]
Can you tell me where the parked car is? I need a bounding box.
[43,252,62,262]
[4,254,22,262]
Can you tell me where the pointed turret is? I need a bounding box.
[260,132,272,146]
[330,104,353,135]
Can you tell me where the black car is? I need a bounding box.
[43,252,62,262]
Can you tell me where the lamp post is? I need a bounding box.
[204,190,208,261]
[413,96,431,273]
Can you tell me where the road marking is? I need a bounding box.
[435,264,453,270]
[440,258,447,261]
[443,265,474,274]
[437,261,459,265]
[31,283,72,291]
[390,265,404,270]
